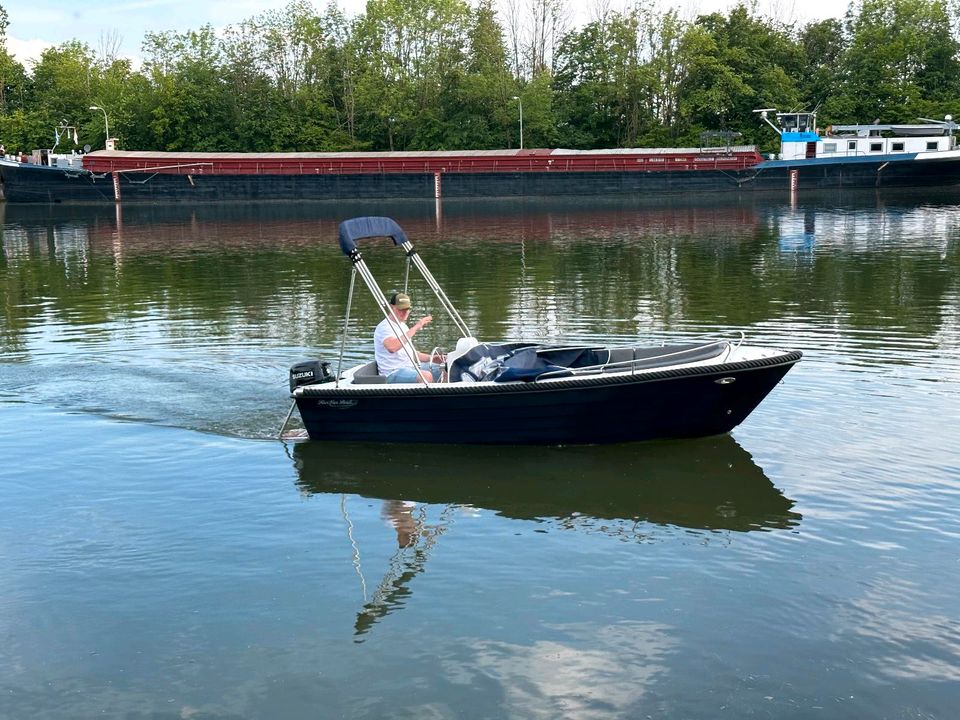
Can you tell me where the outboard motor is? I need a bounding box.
[289,360,335,392]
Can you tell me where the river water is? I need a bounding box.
[1,193,958,719]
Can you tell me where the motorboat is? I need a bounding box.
[283,216,801,444]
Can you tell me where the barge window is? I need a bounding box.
[823,142,837,152]
[927,141,939,150]
[848,141,857,151]
[870,142,883,152]
[892,142,904,151]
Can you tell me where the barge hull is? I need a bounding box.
[4,154,960,203]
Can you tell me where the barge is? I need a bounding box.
[2,110,960,203]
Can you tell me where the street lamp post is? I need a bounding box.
[511,96,523,149]
[89,105,109,149]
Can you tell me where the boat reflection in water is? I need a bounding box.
[291,435,799,639]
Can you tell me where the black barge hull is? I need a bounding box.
[5,155,960,204]
[1,163,763,203]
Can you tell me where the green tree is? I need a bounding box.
[29,42,96,140]
[352,0,472,150]
[678,6,804,146]
[843,0,960,122]
[142,26,233,150]
[450,0,518,149]
[640,8,694,143]
[517,70,555,147]
[8,0,960,155]
[0,3,29,115]
[554,13,636,148]
[798,19,850,121]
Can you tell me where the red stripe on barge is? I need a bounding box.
[82,148,764,176]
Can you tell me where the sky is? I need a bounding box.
[4,0,846,68]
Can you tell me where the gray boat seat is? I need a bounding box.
[602,342,729,372]
[350,360,389,384]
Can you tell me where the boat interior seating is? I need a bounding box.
[346,340,730,385]
[449,340,730,383]
[350,361,388,384]
[602,341,730,371]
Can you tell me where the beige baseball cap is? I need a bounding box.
[390,292,411,310]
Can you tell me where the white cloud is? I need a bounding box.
[445,622,678,718]
[7,37,53,68]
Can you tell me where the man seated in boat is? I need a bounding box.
[374,292,445,383]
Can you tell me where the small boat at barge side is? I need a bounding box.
[3,110,960,203]
[283,216,801,445]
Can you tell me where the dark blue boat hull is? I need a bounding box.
[752,152,960,190]
[294,353,801,444]
[0,162,117,203]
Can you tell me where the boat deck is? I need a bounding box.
[81,148,764,176]
[303,342,796,393]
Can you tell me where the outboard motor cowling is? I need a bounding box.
[289,360,335,392]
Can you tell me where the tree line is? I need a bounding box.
[1,0,959,156]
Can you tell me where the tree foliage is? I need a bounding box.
[2,0,960,153]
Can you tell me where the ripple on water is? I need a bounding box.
[2,197,960,719]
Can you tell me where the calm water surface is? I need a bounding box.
[1,194,958,719]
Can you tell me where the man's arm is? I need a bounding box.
[383,315,432,353]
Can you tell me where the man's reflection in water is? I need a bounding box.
[353,499,448,640]
[382,499,419,548]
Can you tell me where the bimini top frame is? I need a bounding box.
[334,217,473,385]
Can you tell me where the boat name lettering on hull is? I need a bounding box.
[317,399,358,409]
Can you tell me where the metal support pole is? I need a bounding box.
[335,268,358,387]
[402,243,472,337]
[277,400,297,439]
[353,257,426,383]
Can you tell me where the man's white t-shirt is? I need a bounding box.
[374,317,416,375]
